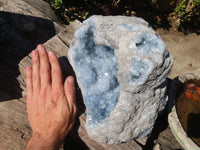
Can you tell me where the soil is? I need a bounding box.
[176,79,200,147]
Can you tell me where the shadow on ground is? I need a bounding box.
[59,56,89,150]
[134,78,183,150]
[0,11,55,101]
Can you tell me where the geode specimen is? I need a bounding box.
[68,15,173,144]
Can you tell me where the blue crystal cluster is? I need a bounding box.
[126,57,152,86]
[117,24,139,31]
[69,24,120,126]
[129,33,166,64]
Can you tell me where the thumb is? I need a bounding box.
[64,76,76,107]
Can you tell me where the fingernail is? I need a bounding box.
[32,50,37,59]
[68,76,74,84]
[48,51,53,56]
[37,44,43,51]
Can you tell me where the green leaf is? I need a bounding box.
[175,7,180,13]
[83,12,89,20]
[181,11,185,16]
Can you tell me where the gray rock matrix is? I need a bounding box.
[68,15,173,144]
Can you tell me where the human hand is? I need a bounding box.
[25,45,77,150]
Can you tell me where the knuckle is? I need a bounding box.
[26,84,31,90]
[26,70,31,78]
[52,89,61,100]
[41,67,50,75]
[26,74,31,79]
[32,56,38,63]
[33,73,39,81]
[52,68,59,76]
[40,87,48,100]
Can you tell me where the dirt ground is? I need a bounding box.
[156,29,200,79]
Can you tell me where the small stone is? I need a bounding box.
[153,143,161,150]
[68,15,173,144]
[21,134,26,139]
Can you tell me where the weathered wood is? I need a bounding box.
[0,98,32,150]
[58,20,82,47]
[0,98,64,150]
[0,0,65,34]
[19,21,143,150]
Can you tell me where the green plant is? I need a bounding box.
[174,0,200,20]
[45,0,63,8]
[83,11,89,20]
[193,0,200,15]
[174,0,186,15]
[171,0,200,32]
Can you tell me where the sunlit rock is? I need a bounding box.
[68,15,173,144]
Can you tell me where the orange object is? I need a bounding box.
[187,83,196,90]
[185,90,192,99]
[192,93,200,101]
[196,87,200,96]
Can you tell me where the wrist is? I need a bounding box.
[26,133,61,150]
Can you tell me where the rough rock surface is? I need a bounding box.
[68,15,173,144]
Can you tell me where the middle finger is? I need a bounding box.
[37,44,51,89]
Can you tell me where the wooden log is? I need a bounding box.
[0,98,32,150]
[58,20,82,47]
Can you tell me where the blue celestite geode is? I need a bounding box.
[68,15,173,144]
[68,24,120,126]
